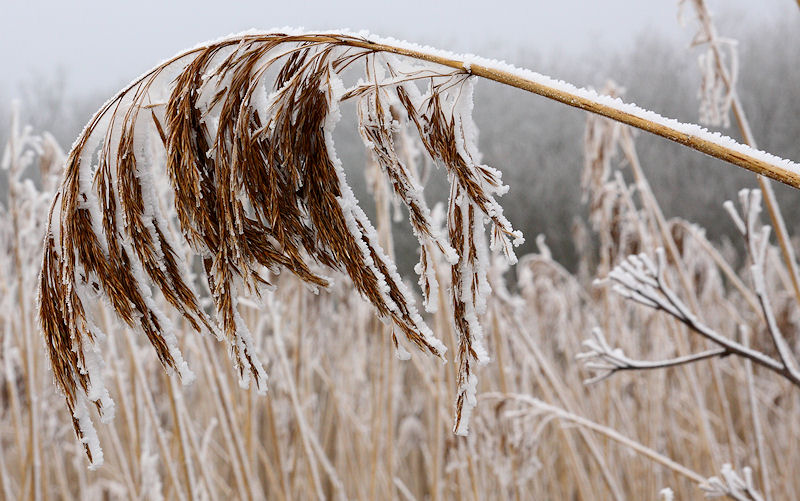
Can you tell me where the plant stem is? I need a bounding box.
[693,0,800,308]
[332,36,800,190]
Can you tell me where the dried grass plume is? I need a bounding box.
[37,30,522,465]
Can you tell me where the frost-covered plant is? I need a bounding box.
[35,29,800,468]
[681,0,800,304]
[701,464,765,501]
[584,236,800,386]
[37,32,524,464]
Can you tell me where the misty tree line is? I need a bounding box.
[1,20,798,274]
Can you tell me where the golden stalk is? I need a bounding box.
[337,36,800,189]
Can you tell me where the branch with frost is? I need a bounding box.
[701,464,765,501]
[37,30,522,465]
[577,327,727,384]
[486,392,767,501]
[34,29,800,466]
[592,247,800,386]
[482,393,707,486]
[350,34,800,189]
[724,189,800,382]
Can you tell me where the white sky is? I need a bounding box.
[0,0,795,95]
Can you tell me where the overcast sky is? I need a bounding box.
[0,0,795,96]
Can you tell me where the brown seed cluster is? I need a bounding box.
[37,33,521,460]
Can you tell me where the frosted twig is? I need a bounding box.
[700,464,765,501]
[726,189,800,382]
[598,248,800,386]
[578,327,727,384]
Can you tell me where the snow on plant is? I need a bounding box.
[586,234,800,388]
[679,0,739,128]
[35,29,800,468]
[701,464,765,501]
[36,31,524,464]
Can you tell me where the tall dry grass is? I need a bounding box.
[1,6,799,501]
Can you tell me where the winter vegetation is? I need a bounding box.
[2,1,800,499]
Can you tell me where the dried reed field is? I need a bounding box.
[3,1,800,499]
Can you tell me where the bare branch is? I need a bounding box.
[728,189,800,381]
[600,248,799,385]
[578,327,728,384]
